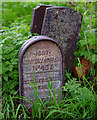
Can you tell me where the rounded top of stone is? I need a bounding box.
[18,35,64,63]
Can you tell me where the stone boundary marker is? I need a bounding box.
[31,5,83,72]
[19,36,64,108]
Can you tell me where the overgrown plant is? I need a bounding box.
[1,22,32,98]
[20,74,96,119]
[1,1,96,99]
[1,95,30,119]
[74,2,97,78]
[1,2,97,119]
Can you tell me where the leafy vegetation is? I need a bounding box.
[2,21,32,97]
[1,73,97,119]
[1,1,97,119]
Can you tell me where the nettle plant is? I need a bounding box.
[74,2,97,78]
[1,21,32,97]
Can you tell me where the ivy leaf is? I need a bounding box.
[91,54,97,64]
[3,75,8,81]
[8,65,13,71]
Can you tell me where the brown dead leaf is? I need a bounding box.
[73,57,90,78]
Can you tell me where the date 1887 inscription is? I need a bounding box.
[19,36,64,108]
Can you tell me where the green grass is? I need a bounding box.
[1,95,29,119]
[1,72,97,119]
[1,1,97,119]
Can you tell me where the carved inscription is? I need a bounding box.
[22,40,63,106]
[23,56,60,64]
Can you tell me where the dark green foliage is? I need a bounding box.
[2,22,32,97]
[1,1,97,119]
[74,3,97,65]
